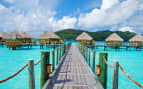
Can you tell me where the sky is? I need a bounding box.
[0,0,143,36]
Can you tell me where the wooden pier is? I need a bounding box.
[43,45,103,89]
[89,45,143,51]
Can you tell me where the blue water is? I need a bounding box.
[0,45,54,89]
[0,41,142,89]
[88,42,143,89]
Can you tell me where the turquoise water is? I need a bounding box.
[0,41,143,89]
[87,41,143,89]
[0,45,54,89]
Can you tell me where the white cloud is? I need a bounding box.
[4,0,15,4]
[78,0,138,29]
[0,4,5,9]
[128,14,143,26]
[49,16,77,31]
[111,25,119,31]
[0,0,77,36]
[138,0,143,10]
[1,0,143,35]
[101,0,119,10]
[119,27,134,32]
[85,1,100,10]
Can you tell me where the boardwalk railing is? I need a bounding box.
[78,43,143,89]
[43,44,104,89]
[85,43,143,51]
[0,43,71,89]
[40,43,71,89]
[42,43,71,89]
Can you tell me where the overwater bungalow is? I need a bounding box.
[0,32,5,41]
[5,31,34,50]
[129,34,143,46]
[0,32,10,46]
[105,33,124,46]
[7,31,36,43]
[76,32,94,45]
[37,31,63,45]
[0,32,9,41]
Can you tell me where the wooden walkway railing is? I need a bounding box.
[43,45,103,89]
[0,43,68,89]
[79,43,143,89]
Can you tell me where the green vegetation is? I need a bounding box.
[55,29,136,41]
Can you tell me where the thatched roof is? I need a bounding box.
[129,34,143,41]
[37,31,61,40]
[0,32,9,39]
[76,32,93,41]
[21,31,32,38]
[105,33,124,41]
[8,31,32,40]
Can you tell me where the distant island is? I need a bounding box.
[55,29,136,41]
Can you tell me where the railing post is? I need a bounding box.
[62,45,64,56]
[84,46,86,60]
[85,46,86,58]
[64,43,66,54]
[61,45,64,56]
[52,49,55,71]
[28,59,35,89]
[57,47,59,65]
[86,47,88,62]
[61,45,62,57]
[98,53,108,89]
[59,46,61,61]
[92,50,95,73]
[112,60,119,89]
[60,45,62,59]
[60,45,62,56]
[83,46,85,58]
[88,47,90,66]
[81,44,83,54]
[40,51,50,89]
[82,45,83,54]
[80,44,82,53]
[52,42,56,49]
